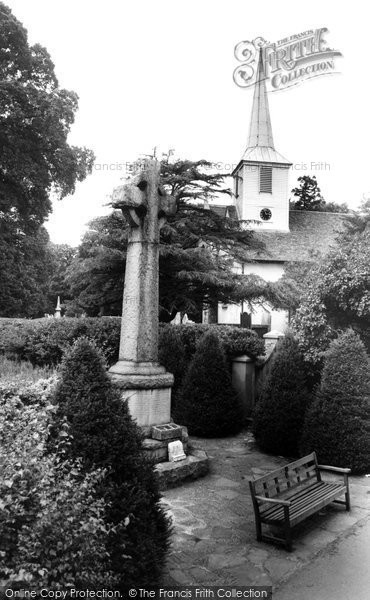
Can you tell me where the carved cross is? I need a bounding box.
[112,159,177,235]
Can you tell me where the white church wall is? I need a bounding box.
[214,261,288,331]
[238,164,290,231]
[217,303,241,325]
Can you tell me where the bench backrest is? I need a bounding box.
[250,452,320,499]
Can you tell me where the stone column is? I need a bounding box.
[263,329,285,356]
[108,160,177,427]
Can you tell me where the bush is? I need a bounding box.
[168,324,264,364]
[158,325,187,419]
[0,378,118,590]
[51,338,171,590]
[252,335,311,457]
[300,329,370,473]
[176,331,244,436]
[0,317,121,367]
[1,318,263,373]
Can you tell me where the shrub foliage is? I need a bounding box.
[0,378,118,590]
[300,329,370,473]
[1,318,264,370]
[253,335,311,457]
[51,338,171,589]
[158,325,187,418]
[176,331,243,436]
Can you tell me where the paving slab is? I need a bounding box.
[161,429,370,590]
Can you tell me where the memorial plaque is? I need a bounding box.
[168,440,187,462]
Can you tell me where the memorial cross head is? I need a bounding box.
[111,161,177,228]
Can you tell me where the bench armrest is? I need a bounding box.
[318,464,351,475]
[254,495,291,507]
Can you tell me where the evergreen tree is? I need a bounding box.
[300,330,370,474]
[253,335,311,457]
[67,159,282,319]
[51,338,171,590]
[290,175,348,212]
[176,331,243,436]
[158,325,187,419]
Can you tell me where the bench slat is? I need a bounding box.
[260,483,345,525]
[251,453,317,486]
[254,466,318,498]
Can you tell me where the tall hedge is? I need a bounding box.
[300,329,370,473]
[176,331,243,436]
[0,318,264,369]
[51,338,171,590]
[253,335,311,457]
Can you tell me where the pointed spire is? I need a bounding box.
[247,49,274,149]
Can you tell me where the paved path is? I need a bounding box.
[161,430,370,592]
[274,516,370,600]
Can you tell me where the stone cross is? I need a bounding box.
[110,159,177,375]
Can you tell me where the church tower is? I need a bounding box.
[232,49,292,230]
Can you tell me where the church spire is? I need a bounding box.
[247,48,274,149]
[240,48,291,165]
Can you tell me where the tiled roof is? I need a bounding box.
[249,211,349,262]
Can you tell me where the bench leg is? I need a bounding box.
[345,489,351,511]
[345,474,351,511]
[284,506,292,552]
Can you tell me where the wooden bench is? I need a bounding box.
[249,452,351,551]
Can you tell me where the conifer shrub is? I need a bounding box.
[300,329,370,473]
[252,335,311,457]
[176,331,243,436]
[158,325,187,419]
[51,338,171,590]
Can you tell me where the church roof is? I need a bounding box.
[241,146,291,165]
[208,205,348,262]
[248,211,349,262]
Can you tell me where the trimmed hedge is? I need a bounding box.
[169,324,264,363]
[0,318,264,369]
[176,331,244,436]
[0,317,121,367]
[50,338,171,590]
[253,335,311,457]
[300,329,370,474]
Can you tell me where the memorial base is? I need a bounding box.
[109,361,174,427]
[109,362,209,489]
[154,449,209,490]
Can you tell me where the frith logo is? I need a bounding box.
[233,28,342,91]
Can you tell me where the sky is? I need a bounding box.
[5,0,370,246]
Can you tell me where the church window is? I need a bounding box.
[259,166,272,193]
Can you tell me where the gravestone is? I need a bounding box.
[108,159,177,427]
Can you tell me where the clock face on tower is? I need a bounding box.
[260,208,272,221]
